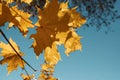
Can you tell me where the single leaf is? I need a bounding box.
[0,4,34,35]
[64,30,82,55]
[55,31,71,44]
[21,73,34,80]
[55,30,82,56]
[31,0,86,56]
[0,38,25,74]
[30,27,57,56]
[58,2,86,28]
[31,0,69,56]
[21,0,32,4]
[38,73,57,80]
[2,0,14,4]
[41,63,54,71]
[44,42,61,65]
[0,3,19,27]
[38,73,47,80]
[9,6,34,35]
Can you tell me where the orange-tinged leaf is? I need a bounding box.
[58,2,86,28]
[55,30,82,56]
[55,31,70,44]
[21,73,34,80]
[0,4,20,27]
[38,73,47,80]
[38,73,57,80]
[41,63,54,71]
[0,38,25,74]
[0,4,34,35]
[21,0,32,4]
[9,6,34,35]
[31,0,85,56]
[64,30,82,55]
[30,27,57,56]
[3,0,14,4]
[44,42,61,65]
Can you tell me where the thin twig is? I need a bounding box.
[0,29,37,72]
[24,67,31,80]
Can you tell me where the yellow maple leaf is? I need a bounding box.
[38,73,47,80]
[41,63,54,71]
[30,27,57,56]
[55,31,70,44]
[3,0,14,4]
[0,38,25,74]
[0,4,34,35]
[0,4,19,27]
[64,30,82,56]
[9,6,34,35]
[31,0,86,56]
[44,42,61,65]
[55,30,82,56]
[21,0,32,4]
[58,2,86,28]
[21,73,34,80]
[38,73,57,80]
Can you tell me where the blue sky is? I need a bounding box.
[0,0,120,80]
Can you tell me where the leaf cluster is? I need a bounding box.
[0,0,119,80]
[59,0,120,30]
[0,0,86,80]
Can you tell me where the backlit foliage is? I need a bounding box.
[0,38,25,74]
[0,0,118,80]
[0,0,85,79]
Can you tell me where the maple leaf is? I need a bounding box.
[44,42,61,65]
[58,2,86,28]
[55,30,82,56]
[5,0,15,4]
[0,4,34,35]
[9,6,34,35]
[55,31,71,44]
[41,63,54,71]
[38,73,47,80]
[0,38,25,74]
[0,3,19,27]
[21,0,32,4]
[64,30,82,55]
[38,73,57,80]
[21,73,34,80]
[31,0,86,56]
[0,0,14,4]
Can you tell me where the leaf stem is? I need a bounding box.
[0,29,37,72]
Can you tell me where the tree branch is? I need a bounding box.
[0,29,37,72]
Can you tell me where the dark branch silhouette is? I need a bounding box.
[0,29,37,72]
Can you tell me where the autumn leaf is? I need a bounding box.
[55,30,82,56]
[64,30,82,55]
[0,38,25,74]
[30,26,57,56]
[58,1,86,28]
[10,6,34,35]
[38,73,57,80]
[21,73,34,80]
[2,0,14,4]
[0,4,34,35]
[0,3,20,27]
[55,31,71,44]
[44,42,61,65]
[21,0,32,4]
[31,0,86,56]
[41,63,54,71]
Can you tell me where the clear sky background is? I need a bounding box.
[0,0,120,80]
